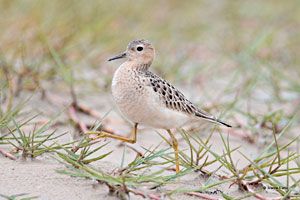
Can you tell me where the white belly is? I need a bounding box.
[112,67,191,129]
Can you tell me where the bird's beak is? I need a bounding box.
[108,52,127,61]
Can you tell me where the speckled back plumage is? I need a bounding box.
[138,70,216,119]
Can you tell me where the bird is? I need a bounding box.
[87,39,231,173]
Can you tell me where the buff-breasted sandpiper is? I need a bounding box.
[88,39,231,173]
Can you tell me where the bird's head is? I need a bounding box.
[108,39,155,67]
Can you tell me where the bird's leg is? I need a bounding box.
[166,129,180,173]
[87,123,138,144]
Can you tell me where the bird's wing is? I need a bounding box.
[140,70,231,127]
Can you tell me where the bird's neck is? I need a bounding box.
[123,60,151,71]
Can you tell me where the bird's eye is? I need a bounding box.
[137,46,143,51]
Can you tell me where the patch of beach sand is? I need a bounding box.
[1,84,298,200]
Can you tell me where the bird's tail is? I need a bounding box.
[215,119,232,128]
[195,113,232,128]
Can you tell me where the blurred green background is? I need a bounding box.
[0,0,299,125]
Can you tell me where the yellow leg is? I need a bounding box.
[86,123,138,144]
[166,129,180,173]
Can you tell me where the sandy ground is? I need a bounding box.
[1,75,299,200]
[0,157,123,200]
[1,124,286,200]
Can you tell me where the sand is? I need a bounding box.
[1,73,298,200]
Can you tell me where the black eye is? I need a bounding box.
[137,46,143,51]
